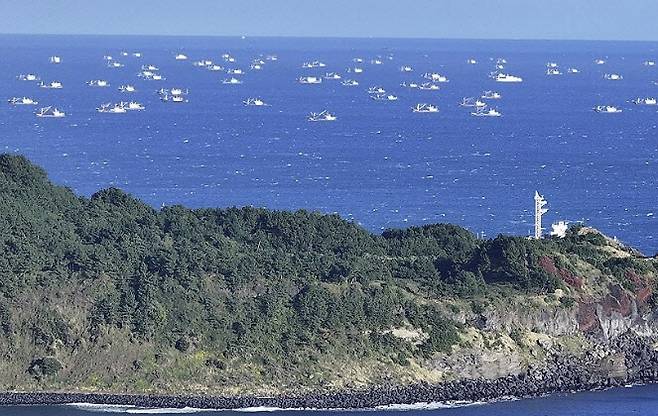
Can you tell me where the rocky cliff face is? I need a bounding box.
[421,230,658,396]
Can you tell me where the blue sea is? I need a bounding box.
[0,34,657,255]
[0,384,657,415]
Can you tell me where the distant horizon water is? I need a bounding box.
[5,33,658,44]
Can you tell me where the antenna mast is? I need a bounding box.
[534,191,548,239]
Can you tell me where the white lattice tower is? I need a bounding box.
[534,191,548,239]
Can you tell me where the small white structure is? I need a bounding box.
[550,221,569,238]
[534,191,548,239]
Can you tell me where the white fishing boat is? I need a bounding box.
[97,103,127,113]
[401,81,419,88]
[250,63,263,70]
[222,77,243,85]
[169,88,188,96]
[567,68,580,74]
[423,72,449,83]
[302,61,326,68]
[367,86,386,94]
[207,64,223,71]
[604,73,623,80]
[36,106,65,118]
[307,110,336,122]
[119,84,136,93]
[341,79,359,86]
[49,55,62,64]
[594,58,606,65]
[481,90,502,99]
[471,107,502,117]
[352,57,364,63]
[243,98,268,106]
[594,105,622,113]
[400,65,413,72]
[142,64,159,71]
[412,103,439,113]
[324,72,341,80]
[494,73,523,83]
[87,79,110,87]
[370,58,383,65]
[460,97,487,107]
[124,101,145,110]
[644,60,656,67]
[418,82,440,91]
[298,76,322,84]
[40,81,63,89]
[266,55,278,61]
[160,94,188,103]
[371,94,398,101]
[227,68,244,75]
[546,62,559,68]
[139,71,165,80]
[108,61,124,68]
[632,97,657,105]
[103,55,113,61]
[121,51,128,57]
[466,58,477,64]
[133,52,142,58]
[17,73,40,81]
[546,68,562,76]
[175,53,188,61]
[8,97,38,105]
[496,58,508,65]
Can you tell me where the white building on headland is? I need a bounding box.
[550,221,569,238]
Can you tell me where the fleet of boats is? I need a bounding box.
[9,51,658,120]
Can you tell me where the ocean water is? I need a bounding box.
[1,35,658,253]
[1,384,658,415]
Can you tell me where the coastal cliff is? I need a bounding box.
[0,153,657,407]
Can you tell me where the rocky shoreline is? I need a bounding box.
[0,333,657,410]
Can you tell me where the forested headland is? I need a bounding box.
[0,154,655,396]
